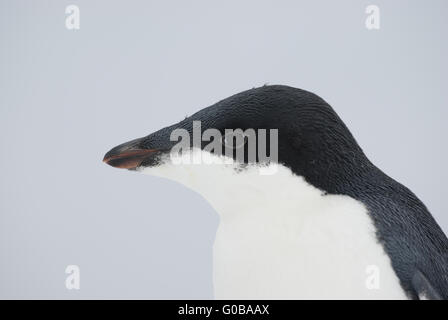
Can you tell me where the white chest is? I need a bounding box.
[141,151,408,299]
[212,197,407,299]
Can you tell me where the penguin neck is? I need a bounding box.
[140,151,325,222]
[140,150,379,220]
[186,164,324,222]
[290,153,377,197]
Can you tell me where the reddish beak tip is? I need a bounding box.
[103,148,157,169]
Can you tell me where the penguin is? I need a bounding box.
[103,85,448,299]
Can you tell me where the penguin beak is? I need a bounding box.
[103,138,158,170]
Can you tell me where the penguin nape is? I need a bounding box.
[103,85,448,300]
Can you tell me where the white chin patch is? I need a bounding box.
[138,148,407,300]
[137,148,278,190]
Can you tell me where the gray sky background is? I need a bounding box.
[0,0,447,299]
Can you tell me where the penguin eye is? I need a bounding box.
[222,131,248,149]
[221,134,230,148]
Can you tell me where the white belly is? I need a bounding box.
[212,192,407,299]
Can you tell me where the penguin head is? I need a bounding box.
[103,85,367,190]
